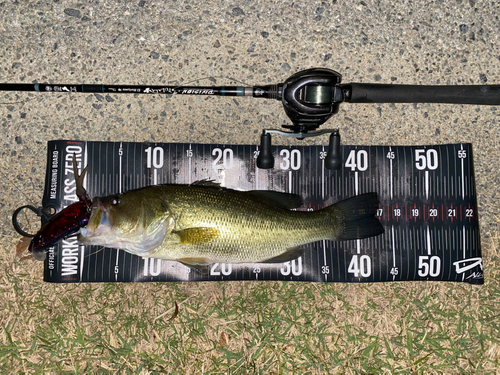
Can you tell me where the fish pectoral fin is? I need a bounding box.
[178,257,212,275]
[260,247,304,263]
[173,227,220,245]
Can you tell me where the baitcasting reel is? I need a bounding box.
[254,67,500,169]
[254,68,343,170]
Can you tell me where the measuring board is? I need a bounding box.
[40,140,483,284]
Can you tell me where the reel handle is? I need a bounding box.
[256,129,342,170]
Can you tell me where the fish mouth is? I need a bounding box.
[78,200,112,244]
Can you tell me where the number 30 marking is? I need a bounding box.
[280,149,301,171]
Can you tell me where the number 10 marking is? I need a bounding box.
[145,146,164,168]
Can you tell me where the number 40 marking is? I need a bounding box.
[348,255,371,277]
[345,150,368,171]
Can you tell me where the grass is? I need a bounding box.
[1,232,499,374]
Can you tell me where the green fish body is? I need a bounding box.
[78,182,384,268]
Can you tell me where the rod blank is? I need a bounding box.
[0,83,260,97]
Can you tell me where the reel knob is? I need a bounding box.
[256,131,274,169]
[325,130,342,170]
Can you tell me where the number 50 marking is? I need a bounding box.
[418,255,441,277]
[415,149,438,170]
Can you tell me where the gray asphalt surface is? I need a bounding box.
[1,1,498,257]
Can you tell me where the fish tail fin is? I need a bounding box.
[329,192,384,240]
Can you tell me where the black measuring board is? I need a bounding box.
[40,140,483,284]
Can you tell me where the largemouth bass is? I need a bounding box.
[78,181,384,268]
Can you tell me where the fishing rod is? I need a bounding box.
[2,68,500,169]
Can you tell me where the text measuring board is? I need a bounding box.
[41,140,482,284]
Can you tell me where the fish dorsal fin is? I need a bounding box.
[260,247,304,263]
[189,182,303,210]
[247,191,303,210]
[173,227,220,245]
[190,180,221,188]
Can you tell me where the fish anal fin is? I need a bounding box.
[329,193,385,240]
[173,227,220,245]
[260,247,304,263]
[178,257,212,275]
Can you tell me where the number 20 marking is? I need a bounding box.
[210,263,232,276]
[212,148,233,169]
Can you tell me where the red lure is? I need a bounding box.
[28,154,91,261]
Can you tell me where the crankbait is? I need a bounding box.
[26,154,91,261]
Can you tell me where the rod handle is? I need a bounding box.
[345,83,500,105]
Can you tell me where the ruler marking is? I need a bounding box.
[119,143,123,193]
[450,174,454,198]
[255,145,259,190]
[79,142,89,283]
[390,146,393,199]
[188,143,192,184]
[321,146,325,200]
[462,225,466,282]
[392,226,396,281]
[461,144,465,199]
[321,146,327,280]
[323,240,327,281]
[115,142,124,282]
[425,171,429,200]
[426,226,431,256]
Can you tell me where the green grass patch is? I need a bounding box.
[1,235,499,373]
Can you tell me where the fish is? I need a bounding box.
[78,181,384,269]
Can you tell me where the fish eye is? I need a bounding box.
[111,196,121,205]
